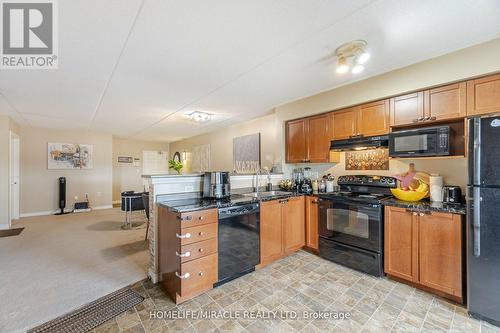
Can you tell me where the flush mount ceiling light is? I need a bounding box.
[188,111,212,122]
[334,40,370,75]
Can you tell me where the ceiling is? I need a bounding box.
[1,0,500,142]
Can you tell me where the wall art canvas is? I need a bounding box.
[233,133,260,173]
[48,143,93,169]
[345,149,389,170]
[192,144,211,172]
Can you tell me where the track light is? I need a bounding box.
[334,40,370,75]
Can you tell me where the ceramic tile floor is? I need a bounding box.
[93,250,500,333]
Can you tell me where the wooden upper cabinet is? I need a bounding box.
[307,114,330,163]
[384,207,418,282]
[424,82,466,121]
[390,92,424,126]
[285,119,308,163]
[331,107,357,140]
[305,196,319,251]
[283,196,305,254]
[467,74,500,116]
[419,212,462,298]
[357,99,390,136]
[260,200,284,266]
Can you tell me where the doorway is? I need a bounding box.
[9,131,20,224]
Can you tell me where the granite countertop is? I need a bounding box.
[158,192,300,213]
[382,197,467,215]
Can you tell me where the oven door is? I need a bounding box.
[318,198,382,253]
[389,129,439,157]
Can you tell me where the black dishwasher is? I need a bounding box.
[216,203,260,286]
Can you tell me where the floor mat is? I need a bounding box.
[27,287,144,333]
[0,227,24,238]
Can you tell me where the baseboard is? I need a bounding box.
[112,200,121,205]
[0,224,11,230]
[93,205,113,210]
[20,205,113,218]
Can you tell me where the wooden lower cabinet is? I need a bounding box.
[305,196,319,251]
[260,199,284,266]
[284,196,306,254]
[260,196,305,266]
[384,206,463,302]
[158,207,219,304]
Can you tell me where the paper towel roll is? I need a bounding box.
[430,174,443,202]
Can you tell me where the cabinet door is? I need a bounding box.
[384,207,418,282]
[424,82,466,121]
[390,92,424,126]
[307,114,330,163]
[260,199,284,266]
[467,74,500,116]
[419,212,462,297]
[284,196,305,254]
[285,119,308,163]
[331,108,357,140]
[305,196,319,250]
[357,99,390,136]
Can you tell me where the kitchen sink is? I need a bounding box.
[241,190,292,198]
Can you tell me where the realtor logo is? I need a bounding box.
[1,0,58,69]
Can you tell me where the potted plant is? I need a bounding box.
[168,159,183,174]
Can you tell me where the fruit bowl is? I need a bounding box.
[390,188,428,202]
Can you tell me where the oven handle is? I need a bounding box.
[317,197,380,209]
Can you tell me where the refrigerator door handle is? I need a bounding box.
[473,117,481,185]
[473,187,482,258]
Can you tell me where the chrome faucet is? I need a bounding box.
[254,168,261,195]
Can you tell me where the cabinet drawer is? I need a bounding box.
[177,223,218,246]
[178,253,218,297]
[179,238,218,263]
[180,209,217,229]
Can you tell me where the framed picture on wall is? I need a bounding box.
[48,143,93,169]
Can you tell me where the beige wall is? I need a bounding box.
[171,38,500,189]
[170,113,279,173]
[112,138,168,202]
[0,116,20,227]
[20,127,114,215]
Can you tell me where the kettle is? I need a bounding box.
[442,186,462,204]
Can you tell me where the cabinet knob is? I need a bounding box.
[176,233,191,239]
[199,216,204,220]
[424,116,431,121]
[198,272,204,277]
[419,213,425,217]
[418,117,425,122]
[199,232,204,236]
[413,212,418,216]
[175,272,190,279]
[198,248,204,253]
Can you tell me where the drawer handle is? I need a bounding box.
[175,272,190,279]
[176,233,191,239]
[198,248,204,253]
[198,232,204,236]
[175,251,191,258]
[198,272,204,277]
[419,212,425,217]
[180,216,193,221]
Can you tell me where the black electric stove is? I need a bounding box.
[318,175,396,277]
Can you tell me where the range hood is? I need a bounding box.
[330,135,389,152]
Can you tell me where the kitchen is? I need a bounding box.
[150,71,500,332]
[4,2,500,332]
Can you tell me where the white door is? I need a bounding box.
[9,132,20,222]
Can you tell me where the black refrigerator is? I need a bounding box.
[468,115,500,325]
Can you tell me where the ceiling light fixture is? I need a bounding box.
[334,40,370,75]
[188,111,212,123]
[335,56,349,74]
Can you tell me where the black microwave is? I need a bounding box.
[389,125,451,157]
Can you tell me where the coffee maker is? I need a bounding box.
[203,172,230,199]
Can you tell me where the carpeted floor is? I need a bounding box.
[0,208,148,333]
